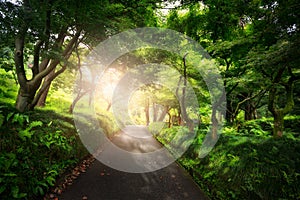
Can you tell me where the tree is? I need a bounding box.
[164,0,300,137]
[0,0,160,112]
[248,39,300,137]
[245,0,300,137]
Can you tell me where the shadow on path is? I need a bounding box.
[59,126,209,200]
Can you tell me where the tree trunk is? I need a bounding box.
[181,53,194,131]
[225,99,234,123]
[36,69,55,107]
[36,85,50,107]
[244,102,257,121]
[69,90,89,113]
[14,27,80,112]
[178,110,182,126]
[106,102,112,111]
[211,107,218,140]
[15,87,37,112]
[145,98,150,126]
[158,106,169,122]
[244,101,252,121]
[273,110,284,137]
[153,103,158,122]
[167,112,172,128]
[268,68,296,137]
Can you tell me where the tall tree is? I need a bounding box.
[0,0,160,112]
[246,0,300,137]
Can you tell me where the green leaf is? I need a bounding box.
[0,185,6,194]
[0,113,4,127]
[46,176,56,186]
[18,129,34,140]
[6,112,14,121]
[29,120,43,128]
[34,186,44,196]
[47,121,53,127]
[11,185,26,198]
[3,173,17,177]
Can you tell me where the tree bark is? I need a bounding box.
[167,112,172,128]
[211,107,218,140]
[152,103,158,122]
[69,90,89,113]
[106,102,112,111]
[158,105,169,122]
[15,28,81,112]
[181,53,194,131]
[36,69,55,107]
[34,30,81,108]
[145,97,150,126]
[268,66,296,137]
[273,110,284,137]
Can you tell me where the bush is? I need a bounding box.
[96,110,120,137]
[238,118,272,136]
[157,123,300,199]
[0,105,87,199]
[238,116,300,137]
[190,135,300,200]
[284,116,300,135]
[148,122,167,136]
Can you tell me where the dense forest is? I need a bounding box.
[0,0,300,199]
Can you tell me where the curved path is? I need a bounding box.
[59,126,209,200]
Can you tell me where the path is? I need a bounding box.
[59,126,209,200]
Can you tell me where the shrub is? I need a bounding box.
[0,106,87,199]
[157,123,300,199]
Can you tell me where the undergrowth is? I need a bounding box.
[0,69,89,199]
[0,104,88,199]
[157,121,300,200]
[0,67,121,199]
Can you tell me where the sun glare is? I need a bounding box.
[97,68,122,100]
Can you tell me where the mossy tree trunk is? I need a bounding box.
[268,66,296,137]
[14,26,81,112]
[273,110,284,137]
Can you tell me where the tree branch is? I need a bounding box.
[32,1,52,78]
[31,63,67,107]
[14,0,30,88]
[32,40,43,77]
[233,90,265,117]
[33,29,82,84]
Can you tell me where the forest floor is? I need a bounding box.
[53,126,209,200]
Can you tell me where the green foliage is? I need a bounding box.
[238,119,271,136]
[192,134,300,200]
[0,47,14,72]
[156,126,189,146]
[148,122,167,136]
[0,69,18,105]
[237,116,300,137]
[157,121,300,199]
[0,103,87,199]
[96,111,119,137]
[283,116,300,134]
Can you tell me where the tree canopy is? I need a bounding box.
[1,0,300,199]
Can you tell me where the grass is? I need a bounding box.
[0,103,89,199]
[157,123,300,200]
[0,67,122,199]
[0,70,90,199]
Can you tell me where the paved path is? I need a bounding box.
[59,126,209,200]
